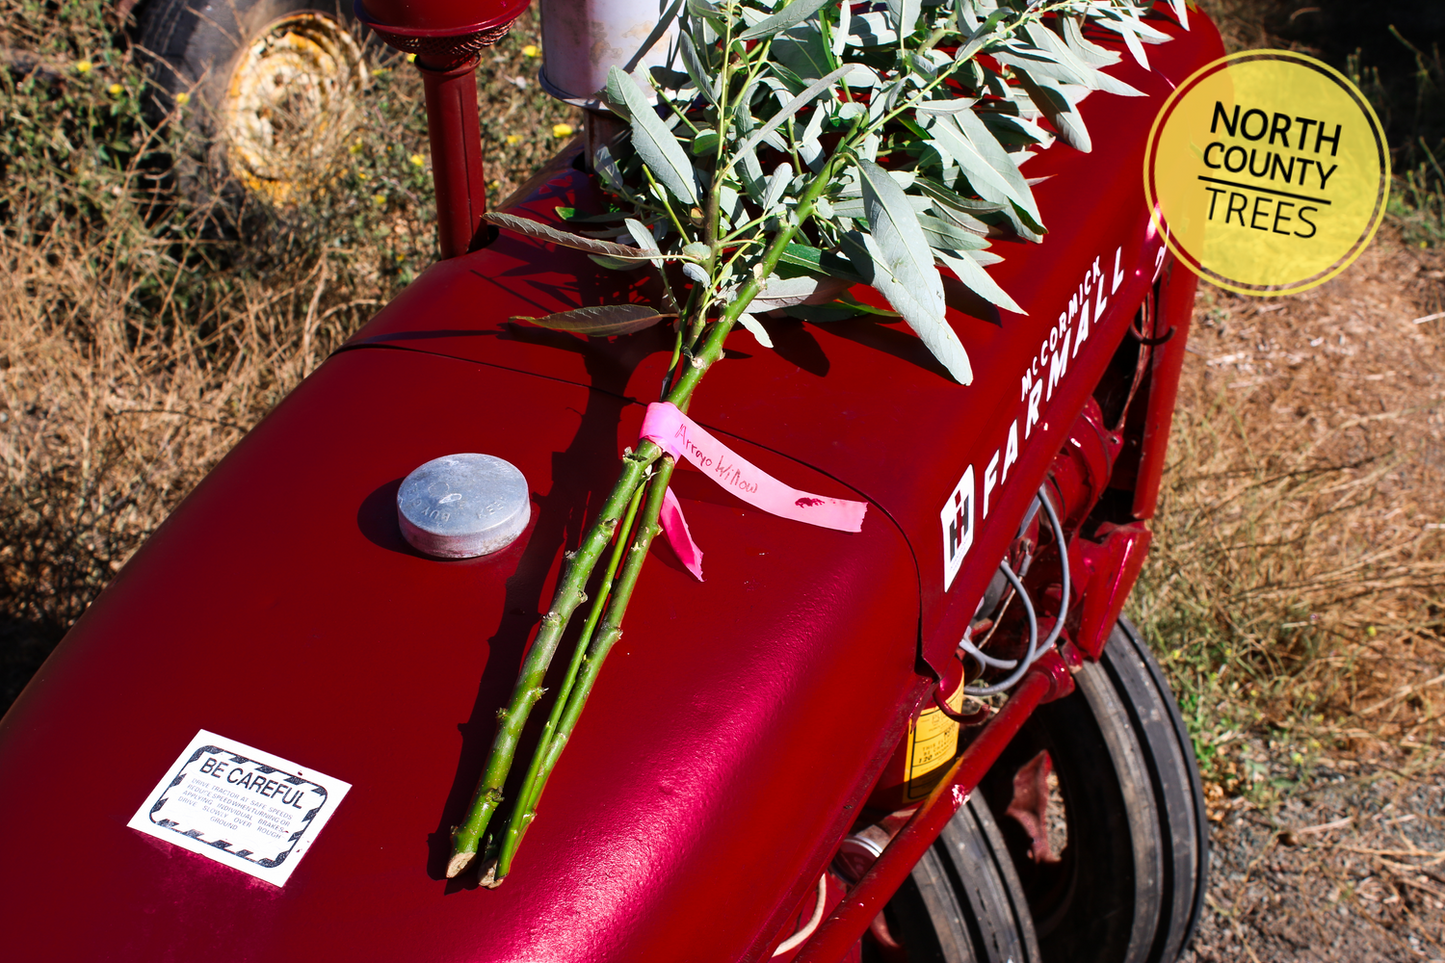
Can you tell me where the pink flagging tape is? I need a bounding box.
[660,488,704,581]
[640,402,869,535]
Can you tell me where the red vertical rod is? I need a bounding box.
[793,665,1058,963]
[1131,259,1198,519]
[418,57,488,260]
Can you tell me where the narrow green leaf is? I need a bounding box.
[955,106,1044,228]
[736,312,774,348]
[1018,23,1142,96]
[1060,14,1121,68]
[762,162,793,211]
[679,32,718,106]
[483,212,654,260]
[918,213,990,251]
[604,69,635,119]
[733,79,765,198]
[514,304,673,336]
[765,60,811,97]
[1020,23,1096,86]
[1167,0,1190,30]
[885,0,921,38]
[592,144,631,198]
[624,218,661,256]
[916,176,1004,216]
[738,0,835,41]
[607,65,699,206]
[857,159,970,384]
[731,64,853,167]
[589,254,644,271]
[956,8,1010,62]
[692,129,722,156]
[921,114,1027,217]
[785,293,901,322]
[863,234,972,384]
[752,274,851,310]
[915,98,981,115]
[1014,68,1091,153]
[686,0,723,22]
[935,249,1024,315]
[774,23,832,81]
[776,242,868,284]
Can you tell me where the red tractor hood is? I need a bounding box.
[348,14,1216,671]
[0,13,1219,963]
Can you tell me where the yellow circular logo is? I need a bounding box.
[1144,50,1389,296]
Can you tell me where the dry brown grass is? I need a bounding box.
[1136,234,1445,785]
[0,2,574,708]
[1119,1,1445,792]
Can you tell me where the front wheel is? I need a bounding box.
[138,0,371,201]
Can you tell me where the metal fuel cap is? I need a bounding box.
[397,453,531,559]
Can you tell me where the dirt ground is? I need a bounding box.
[1172,228,1445,961]
[1185,745,1445,963]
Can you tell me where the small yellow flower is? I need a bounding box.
[372,192,387,205]
[107,83,123,96]
[395,252,405,262]
[521,44,540,58]
[552,122,574,139]
[409,153,425,167]
[406,53,416,63]
[175,91,191,106]
[358,171,369,180]
[504,133,520,145]
[75,60,93,74]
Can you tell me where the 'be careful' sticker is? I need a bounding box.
[1144,50,1389,296]
[127,730,350,886]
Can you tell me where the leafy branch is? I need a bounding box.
[449,0,1180,884]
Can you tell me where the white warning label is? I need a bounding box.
[127,729,351,887]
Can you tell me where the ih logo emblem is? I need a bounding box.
[940,466,975,591]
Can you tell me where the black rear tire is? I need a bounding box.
[138,0,362,108]
[873,797,1040,963]
[978,618,1206,963]
[137,0,371,197]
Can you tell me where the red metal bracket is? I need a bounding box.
[1071,522,1152,660]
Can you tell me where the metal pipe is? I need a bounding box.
[355,0,525,259]
[793,656,1072,963]
[417,56,488,259]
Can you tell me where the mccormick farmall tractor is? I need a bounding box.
[0,2,1221,961]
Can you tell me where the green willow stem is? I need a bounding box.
[444,455,650,877]
[491,456,678,882]
[470,166,846,883]
[450,18,873,876]
[507,479,648,825]
[446,309,742,878]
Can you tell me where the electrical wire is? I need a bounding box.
[959,630,1018,670]
[772,874,828,956]
[961,486,1071,698]
[962,560,1037,697]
